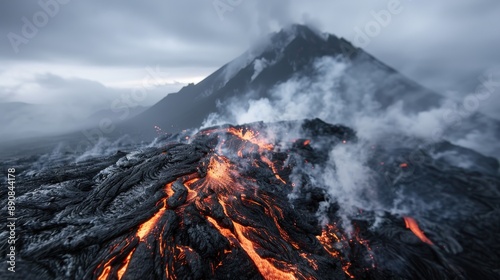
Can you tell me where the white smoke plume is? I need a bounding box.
[202,55,499,231]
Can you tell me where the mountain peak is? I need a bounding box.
[282,24,328,40]
[266,24,329,50]
[125,24,440,138]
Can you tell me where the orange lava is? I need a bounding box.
[227,127,274,151]
[117,249,136,279]
[136,200,167,241]
[260,155,287,184]
[316,225,340,258]
[203,155,297,280]
[206,155,235,189]
[97,126,370,279]
[165,182,174,198]
[300,253,319,270]
[97,264,111,280]
[207,215,296,280]
[403,216,434,245]
[234,223,296,280]
[317,225,360,278]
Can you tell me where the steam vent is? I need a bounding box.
[0,119,498,279]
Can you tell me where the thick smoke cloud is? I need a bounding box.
[203,54,500,231]
[204,56,497,151]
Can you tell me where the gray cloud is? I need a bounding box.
[1,0,499,128]
[0,72,184,141]
[1,0,252,67]
[2,1,498,77]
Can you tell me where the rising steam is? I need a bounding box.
[202,55,498,232]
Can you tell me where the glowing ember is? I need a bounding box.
[206,155,235,189]
[316,225,340,258]
[260,155,287,184]
[403,216,434,245]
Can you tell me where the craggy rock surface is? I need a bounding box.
[1,119,499,279]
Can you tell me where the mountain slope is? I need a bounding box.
[123,25,441,137]
[121,24,500,161]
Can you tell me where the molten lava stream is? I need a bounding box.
[260,155,287,184]
[403,216,434,245]
[136,200,168,241]
[116,249,136,279]
[227,127,287,185]
[207,215,297,280]
[96,245,136,280]
[226,127,274,152]
[205,180,299,280]
[97,183,176,280]
[183,177,200,202]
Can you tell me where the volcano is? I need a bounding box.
[2,25,500,280]
[121,24,500,157]
[122,24,444,138]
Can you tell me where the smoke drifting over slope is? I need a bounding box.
[204,54,500,157]
[2,119,499,279]
[197,26,500,272]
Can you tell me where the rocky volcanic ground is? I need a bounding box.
[1,119,499,279]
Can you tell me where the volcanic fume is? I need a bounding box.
[2,119,499,279]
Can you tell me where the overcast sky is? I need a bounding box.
[1,0,499,110]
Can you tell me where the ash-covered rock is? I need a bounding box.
[0,119,499,280]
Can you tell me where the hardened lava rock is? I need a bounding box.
[0,119,499,280]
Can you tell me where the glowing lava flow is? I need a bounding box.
[201,151,302,279]
[208,215,297,280]
[232,222,296,280]
[136,199,168,241]
[226,127,287,184]
[97,263,111,280]
[97,183,175,280]
[96,238,136,280]
[403,216,434,245]
[226,127,274,151]
[260,155,287,184]
[95,125,366,279]
[317,225,355,278]
[117,249,136,279]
